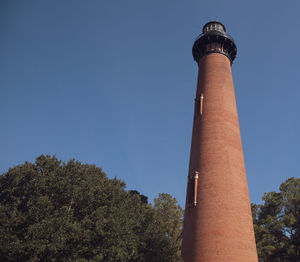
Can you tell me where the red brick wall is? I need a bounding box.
[182,53,258,262]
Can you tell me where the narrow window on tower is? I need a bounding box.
[188,171,199,207]
[200,93,204,115]
[193,171,199,206]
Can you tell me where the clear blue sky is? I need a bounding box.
[1,0,300,207]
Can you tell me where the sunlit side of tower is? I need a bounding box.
[181,22,258,262]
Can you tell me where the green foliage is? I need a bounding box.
[152,193,183,261]
[252,177,300,262]
[2,155,299,262]
[0,155,183,262]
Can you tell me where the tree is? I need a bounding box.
[153,193,183,261]
[252,177,300,262]
[0,155,183,262]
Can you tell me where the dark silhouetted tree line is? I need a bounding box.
[0,155,183,262]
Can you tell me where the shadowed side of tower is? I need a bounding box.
[181,22,258,262]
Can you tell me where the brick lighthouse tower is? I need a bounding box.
[181,21,258,262]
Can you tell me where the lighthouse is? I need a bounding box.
[181,21,258,262]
